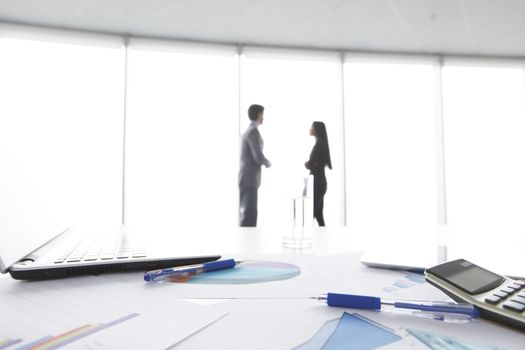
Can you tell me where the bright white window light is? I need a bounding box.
[443,65,525,249]
[0,37,124,233]
[344,60,437,242]
[241,50,344,228]
[124,43,238,229]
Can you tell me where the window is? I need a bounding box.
[442,64,525,250]
[241,49,344,227]
[0,36,124,234]
[4,24,525,264]
[344,59,438,241]
[124,41,238,229]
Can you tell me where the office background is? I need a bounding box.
[1,1,525,254]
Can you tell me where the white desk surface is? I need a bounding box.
[2,226,525,349]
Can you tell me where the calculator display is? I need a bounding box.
[427,259,504,295]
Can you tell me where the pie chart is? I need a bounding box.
[181,260,301,284]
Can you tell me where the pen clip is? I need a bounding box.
[393,302,479,319]
[412,311,473,323]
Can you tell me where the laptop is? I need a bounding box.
[359,245,441,273]
[360,245,525,280]
[0,223,221,280]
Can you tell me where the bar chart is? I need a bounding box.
[6,313,138,350]
[0,276,227,350]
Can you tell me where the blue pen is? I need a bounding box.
[144,259,242,283]
[312,293,479,320]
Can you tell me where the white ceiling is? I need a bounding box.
[1,0,525,57]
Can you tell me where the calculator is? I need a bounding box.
[425,259,525,331]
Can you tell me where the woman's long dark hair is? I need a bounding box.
[312,121,332,170]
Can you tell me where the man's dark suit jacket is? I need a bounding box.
[239,122,270,188]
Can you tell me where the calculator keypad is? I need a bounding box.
[484,280,525,313]
[493,290,508,298]
[500,286,516,294]
[485,295,502,305]
[503,301,525,312]
[511,295,525,305]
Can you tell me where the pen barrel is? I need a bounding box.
[393,302,479,318]
[203,259,236,272]
[326,293,381,309]
[144,267,200,282]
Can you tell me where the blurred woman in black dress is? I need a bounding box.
[305,121,332,226]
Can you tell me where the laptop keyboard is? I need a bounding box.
[54,231,147,264]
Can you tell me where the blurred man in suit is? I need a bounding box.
[239,104,271,227]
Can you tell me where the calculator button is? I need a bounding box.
[511,296,525,305]
[513,280,525,287]
[507,283,522,290]
[518,291,525,298]
[500,287,516,294]
[493,291,508,298]
[485,295,502,304]
[503,301,525,312]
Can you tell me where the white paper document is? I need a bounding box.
[0,276,227,349]
[100,253,448,301]
[175,298,525,350]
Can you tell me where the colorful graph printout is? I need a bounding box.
[292,318,340,350]
[383,272,426,293]
[179,260,301,284]
[294,312,402,350]
[407,329,506,350]
[0,337,22,350]
[2,314,138,350]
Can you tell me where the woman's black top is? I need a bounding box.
[306,142,329,179]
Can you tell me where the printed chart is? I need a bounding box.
[0,337,22,350]
[0,314,138,350]
[0,277,226,350]
[407,329,506,350]
[294,312,508,350]
[382,272,426,294]
[294,312,402,350]
[179,260,301,284]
